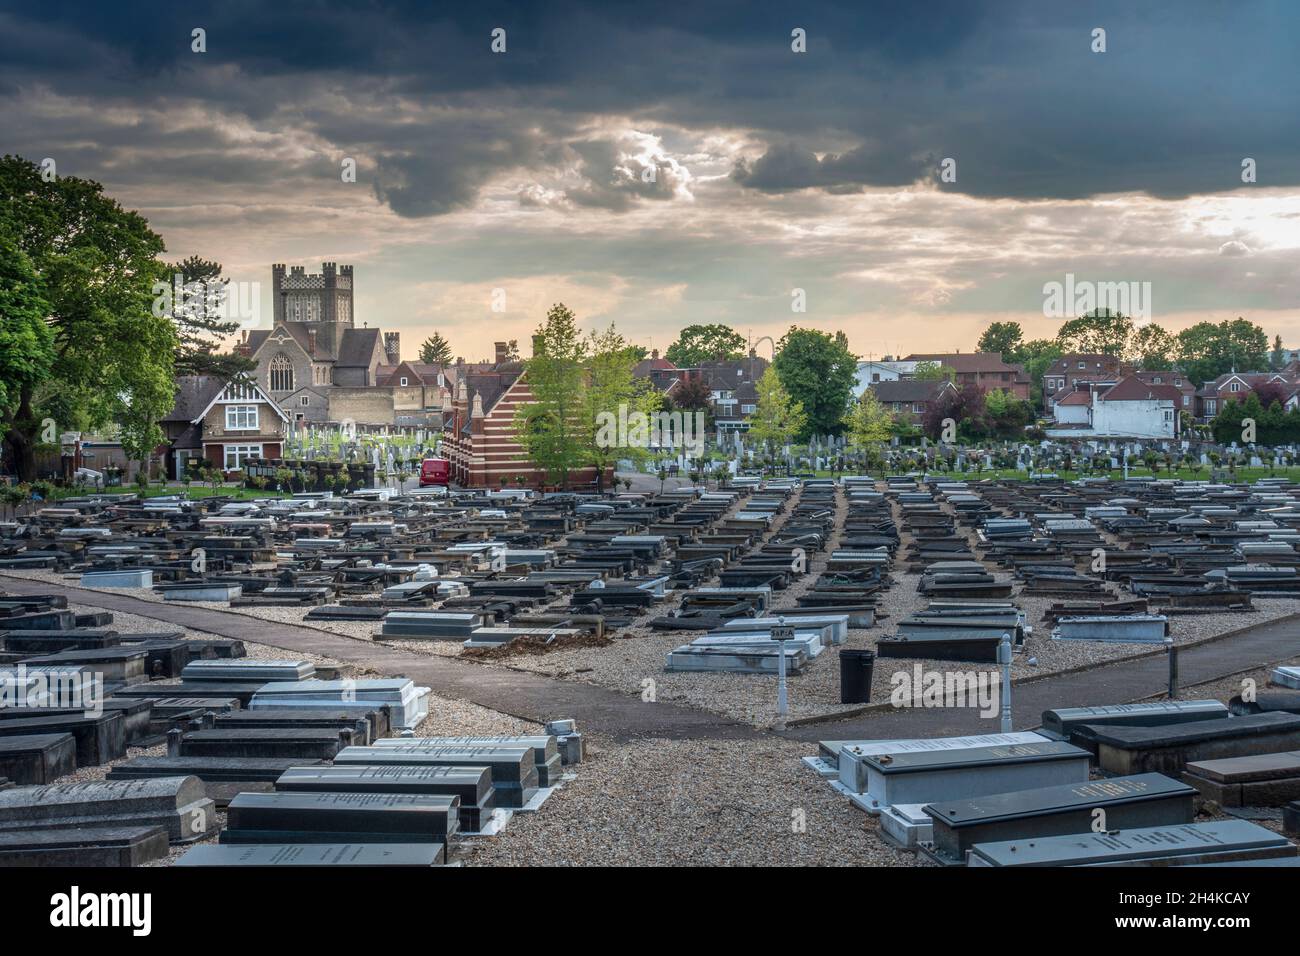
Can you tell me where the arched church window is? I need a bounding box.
[270,354,294,392]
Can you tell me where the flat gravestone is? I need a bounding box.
[175,842,444,866]
[373,736,562,786]
[181,659,315,682]
[332,745,537,807]
[0,733,77,784]
[0,776,218,843]
[0,713,126,767]
[222,791,459,843]
[854,741,1090,813]
[968,820,1297,867]
[1040,700,1228,740]
[829,732,1048,792]
[924,773,1196,866]
[180,728,349,761]
[275,764,494,832]
[1083,712,1300,775]
[1182,750,1300,806]
[0,825,169,866]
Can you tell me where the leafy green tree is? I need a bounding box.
[1055,309,1134,357]
[664,324,746,367]
[1176,318,1270,386]
[912,361,955,382]
[0,155,177,482]
[418,332,453,365]
[514,303,588,489]
[583,322,660,491]
[748,367,806,453]
[772,327,857,439]
[977,321,1024,363]
[1131,324,1175,371]
[1016,338,1063,403]
[0,232,54,467]
[843,390,893,472]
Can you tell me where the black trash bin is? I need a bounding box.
[839,649,875,704]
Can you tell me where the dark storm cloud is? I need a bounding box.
[2,0,1298,214]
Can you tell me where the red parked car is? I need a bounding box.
[419,457,450,487]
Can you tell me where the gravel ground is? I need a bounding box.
[462,734,922,867]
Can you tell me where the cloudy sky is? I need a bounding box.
[3,1,1298,362]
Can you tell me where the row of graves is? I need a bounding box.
[806,679,1300,866]
[0,592,585,866]
[654,477,889,681]
[0,485,743,654]
[875,477,1029,666]
[800,475,1300,865]
[983,475,1300,611]
[872,474,1300,662]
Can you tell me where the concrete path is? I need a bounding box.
[4,574,1296,746]
[780,612,1300,742]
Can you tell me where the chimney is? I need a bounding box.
[651,348,659,360]
[471,393,485,436]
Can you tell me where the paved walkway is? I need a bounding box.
[4,575,1296,746]
[781,613,1300,742]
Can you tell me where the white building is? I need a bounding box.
[854,359,919,396]
[1045,376,1179,439]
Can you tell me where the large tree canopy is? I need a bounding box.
[664,323,746,367]
[772,326,857,440]
[1,155,178,480]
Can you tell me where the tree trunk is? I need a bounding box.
[4,424,36,483]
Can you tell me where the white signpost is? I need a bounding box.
[772,617,794,730]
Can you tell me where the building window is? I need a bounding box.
[1153,376,1162,384]
[740,404,756,414]
[1183,396,1190,406]
[225,405,259,431]
[221,381,255,401]
[1164,410,1174,421]
[1207,400,1217,414]
[1230,382,1241,392]
[270,354,294,392]
[912,403,924,413]
[300,396,310,406]
[223,444,262,469]
[400,377,408,387]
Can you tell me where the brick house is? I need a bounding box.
[160,376,289,478]
[903,352,1031,400]
[869,379,958,422]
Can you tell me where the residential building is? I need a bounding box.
[159,375,289,478]
[1042,354,1125,407]
[903,352,1032,400]
[854,358,919,396]
[1045,375,1179,439]
[869,379,958,422]
[1194,371,1297,422]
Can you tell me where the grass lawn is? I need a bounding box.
[47,483,293,501]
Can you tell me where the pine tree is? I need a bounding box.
[418,332,453,365]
